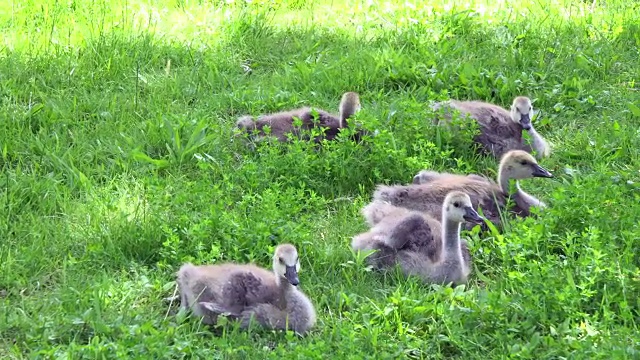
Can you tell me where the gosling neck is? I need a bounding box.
[497,168,521,196]
[443,219,462,250]
[274,274,295,307]
[339,104,357,129]
[441,212,463,264]
[526,126,550,160]
[497,172,542,208]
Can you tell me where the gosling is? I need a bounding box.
[176,244,316,335]
[432,96,551,160]
[372,150,554,231]
[236,92,363,143]
[352,191,485,285]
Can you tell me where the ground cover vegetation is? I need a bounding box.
[1,0,639,358]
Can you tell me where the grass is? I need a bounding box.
[1,0,639,358]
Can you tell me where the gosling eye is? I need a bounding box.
[453,202,460,208]
[529,106,532,111]
[279,257,285,265]
[520,160,528,165]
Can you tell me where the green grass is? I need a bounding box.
[1,0,639,358]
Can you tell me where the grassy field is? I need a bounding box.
[1,0,639,358]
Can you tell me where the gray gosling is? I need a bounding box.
[352,191,485,285]
[235,92,362,143]
[357,199,475,271]
[372,150,554,231]
[176,244,316,335]
[432,96,551,160]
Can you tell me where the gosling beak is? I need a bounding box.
[531,163,554,178]
[284,265,299,286]
[519,113,532,130]
[463,206,485,224]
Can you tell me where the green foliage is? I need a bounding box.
[1,0,639,358]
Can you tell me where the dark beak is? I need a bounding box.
[519,113,532,130]
[463,206,485,224]
[284,265,299,286]
[531,163,554,178]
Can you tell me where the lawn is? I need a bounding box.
[1,0,639,358]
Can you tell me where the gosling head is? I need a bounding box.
[443,191,485,224]
[510,96,534,130]
[500,150,554,180]
[272,244,301,286]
